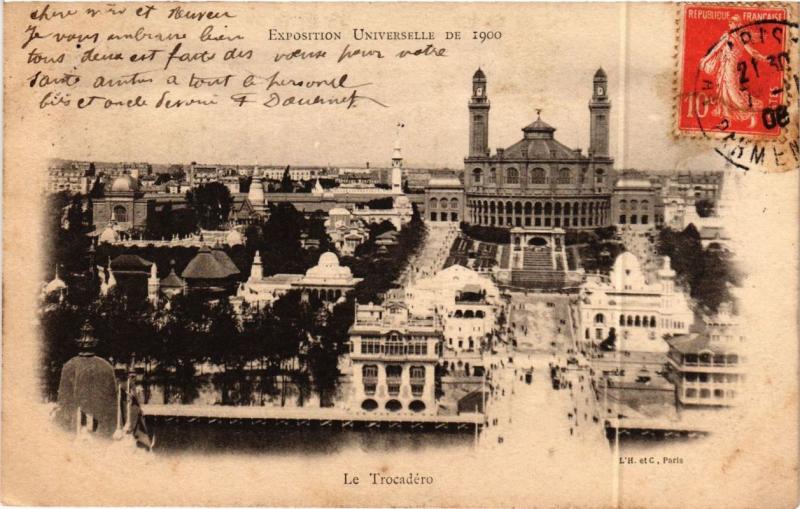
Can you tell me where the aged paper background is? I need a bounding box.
[2,2,799,507]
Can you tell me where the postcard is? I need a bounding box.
[2,2,798,507]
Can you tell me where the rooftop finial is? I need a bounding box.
[536,108,542,118]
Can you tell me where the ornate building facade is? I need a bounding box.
[464,68,614,230]
[347,300,441,415]
[578,252,693,353]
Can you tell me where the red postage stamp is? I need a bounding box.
[677,4,790,138]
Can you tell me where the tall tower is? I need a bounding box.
[589,68,610,158]
[147,262,159,305]
[468,69,490,157]
[391,122,404,194]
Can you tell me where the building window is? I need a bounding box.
[489,168,497,184]
[530,168,546,184]
[386,365,402,396]
[685,388,697,398]
[408,341,427,356]
[361,340,381,354]
[506,168,519,184]
[472,168,482,184]
[450,198,458,210]
[385,336,403,356]
[558,168,571,184]
[630,215,638,224]
[113,205,128,223]
[410,366,425,379]
[700,389,711,398]
[641,215,649,224]
[429,198,437,209]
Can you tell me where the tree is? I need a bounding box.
[39,302,82,400]
[45,192,92,276]
[695,198,715,218]
[154,173,173,186]
[656,225,739,313]
[365,197,394,209]
[186,182,233,230]
[256,203,308,276]
[460,222,510,244]
[280,166,293,192]
[599,328,617,351]
[239,175,252,193]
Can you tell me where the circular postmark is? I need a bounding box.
[678,5,799,172]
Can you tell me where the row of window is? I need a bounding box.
[612,314,658,328]
[684,388,736,400]
[359,340,430,356]
[618,214,649,225]
[430,212,459,222]
[362,364,426,379]
[618,199,649,211]
[451,310,486,318]
[682,353,739,365]
[362,365,426,397]
[428,198,460,209]
[471,200,607,214]
[471,167,605,185]
[710,334,745,343]
[476,215,603,228]
[682,372,743,383]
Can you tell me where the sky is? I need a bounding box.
[8,2,723,171]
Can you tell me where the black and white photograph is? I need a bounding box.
[3,2,799,507]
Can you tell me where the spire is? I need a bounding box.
[393,122,404,162]
[147,262,159,305]
[249,250,263,281]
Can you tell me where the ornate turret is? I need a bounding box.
[248,178,268,214]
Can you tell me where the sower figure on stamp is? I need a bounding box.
[699,15,767,128]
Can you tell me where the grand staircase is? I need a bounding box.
[510,248,566,289]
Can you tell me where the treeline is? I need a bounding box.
[41,202,428,407]
[459,222,510,244]
[656,224,741,313]
[40,288,346,408]
[567,226,622,273]
[346,205,426,304]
